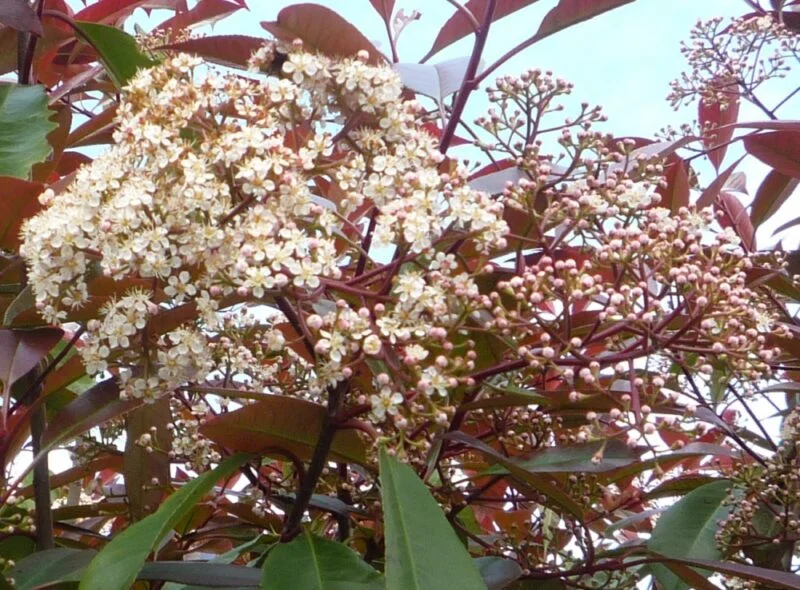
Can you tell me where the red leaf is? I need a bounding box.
[158,35,264,69]
[531,0,635,45]
[0,177,45,250]
[696,156,744,208]
[699,79,740,170]
[744,130,800,179]
[750,169,800,229]
[716,190,755,251]
[657,155,690,214]
[74,0,181,25]
[66,104,118,148]
[0,0,43,36]
[261,4,384,64]
[0,328,63,390]
[55,151,92,176]
[157,0,244,32]
[199,395,367,465]
[423,1,539,61]
[368,0,395,23]
[42,378,142,450]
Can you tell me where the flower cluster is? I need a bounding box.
[668,14,800,110]
[20,47,507,403]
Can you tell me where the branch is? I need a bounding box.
[280,379,349,541]
[439,0,498,152]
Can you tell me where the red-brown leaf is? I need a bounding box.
[261,4,384,64]
[744,130,800,178]
[0,328,63,392]
[368,0,395,23]
[0,177,44,250]
[423,0,540,62]
[696,156,744,208]
[158,35,264,69]
[532,0,635,45]
[74,0,181,25]
[750,169,800,229]
[157,0,244,32]
[699,79,740,171]
[716,190,755,251]
[0,0,43,36]
[199,395,367,465]
[657,155,690,214]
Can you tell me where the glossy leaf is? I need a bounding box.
[157,0,245,33]
[505,439,638,473]
[157,35,264,69]
[743,130,800,178]
[424,0,540,61]
[529,0,636,46]
[656,155,690,214]
[647,480,732,590]
[0,0,43,35]
[261,531,383,589]
[0,84,57,178]
[379,448,486,590]
[699,80,740,170]
[199,394,367,465]
[10,548,265,589]
[73,20,157,87]
[261,4,383,64]
[41,378,141,451]
[447,431,584,517]
[368,0,395,24]
[653,556,800,589]
[750,169,799,228]
[0,178,43,250]
[0,327,62,397]
[9,548,94,590]
[716,190,755,250]
[74,0,181,25]
[79,453,249,590]
[696,156,744,208]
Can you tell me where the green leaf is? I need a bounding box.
[260,531,383,589]
[199,395,367,465]
[73,21,157,87]
[446,432,585,518]
[379,448,486,590]
[9,548,94,590]
[652,555,800,589]
[647,480,732,590]
[0,84,57,178]
[79,453,250,590]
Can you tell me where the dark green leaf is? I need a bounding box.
[261,531,383,589]
[0,84,57,178]
[9,548,94,590]
[647,480,732,590]
[79,453,250,590]
[447,432,583,517]
[379,448,486,590]
[652,555,800,589]
[73,21,157,87]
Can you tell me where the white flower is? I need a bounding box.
[369,387,404,421]
[362,334,382,356]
